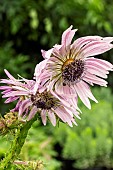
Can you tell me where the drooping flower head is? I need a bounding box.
[35,26,113,109]
[0,69,80,127]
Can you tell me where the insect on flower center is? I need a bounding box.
[62,59,85,86]
[31,91,57,110]
[62,59,74,70]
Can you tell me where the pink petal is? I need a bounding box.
[59,45,71,60]
[41,48,53,59]
[54,77,76,95]
[2,91,29,98]
[33,81,40,94]
[14,100,22,110]
[27,106,38,121]
[72,36,103,49]
[54,78,64,94]
[78,80,98,103]
[53,107,66,123]
[63,84,76,95]
[4,69,16,80]
[54,107,73,127]
[41,110,47,125]
[34,59,48,79]
[71,118,78,126]
[103,37,113,43]
[86,65,108,78]
[86,58,113,71]
[64,106,80,121]
[68,96,82,113]
[52,48,65,63]
[0,79,15,84]
[0,86,12,90]
[19,99,32,116]
[0,79,27,88]
[79,41,113,58]
[74,83,91,109]
[11,86,28,92]
[71,36,103,56]
[48,111,56,126]
[1,89,12,94]
[38,86,46,93]
[5,96,19,103]
[51,91,73,108]
[83,72,108,86]
[61,25,77,47]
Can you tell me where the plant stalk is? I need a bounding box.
[0,114,38,169]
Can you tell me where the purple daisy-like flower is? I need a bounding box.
[0,69,80,127]
[35,26,113,109]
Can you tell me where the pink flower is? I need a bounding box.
[0,69,35,103]
[35,26,113,109]
[0,69,80,127]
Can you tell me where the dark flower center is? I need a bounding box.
[62,59,85,86]
[31,91,57,110]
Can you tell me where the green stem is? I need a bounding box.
[0,114,38,170]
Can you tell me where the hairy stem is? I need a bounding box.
[0,114,38,169]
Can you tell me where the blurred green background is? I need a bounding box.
[0,0,113,169]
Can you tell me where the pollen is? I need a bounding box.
[62,59,85,86]
[31,91,57,110]
[62,59,74,70]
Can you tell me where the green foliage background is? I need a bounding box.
[0,0,113,169]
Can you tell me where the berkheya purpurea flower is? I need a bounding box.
[0,69,81,127]
[35,25,113,109]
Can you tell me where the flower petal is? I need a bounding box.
[74,83,91,109]
[83,72,108,86]
[86,57,113,71]
[19,99,32,116]
[41,48,53,59]
[78,80,98,103]
[41,110,47,125]
[48,111,56,126]
[61,25,77,47]
[4,69,16,80]
[5,96,19,103]
[79,41,113,58]
[27,106,38,121]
